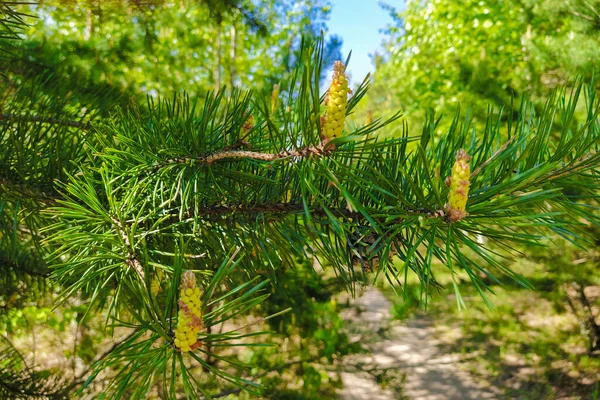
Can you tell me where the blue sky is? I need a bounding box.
[326,0,397,86]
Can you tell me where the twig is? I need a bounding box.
[110,216,145,280]
[205,144,329,163]
[570,10,596,21]
[0,113,91,130]
[161,142,333,167]
[0,178,58,204]
[545,150,598,181]
[63,329,141,393]
[471,136,515,177]
[183,202,364,221]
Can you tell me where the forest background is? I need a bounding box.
[1,0,599,399]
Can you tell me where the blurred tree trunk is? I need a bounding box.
[229,25,236,88]
[566,282,600,353]
[215,21,222,91]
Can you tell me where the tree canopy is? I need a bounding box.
[372,0,600,129]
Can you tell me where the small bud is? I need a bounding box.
[445,149,471,222]
[271,84,279,113]
[241,113,254,135]
[150,269,164,296]
[365,110,373,125]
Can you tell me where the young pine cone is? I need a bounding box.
[445,149,471,222]
[322,61,349,141]
[173,271,204,353]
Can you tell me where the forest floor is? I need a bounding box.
[337,287,500,400]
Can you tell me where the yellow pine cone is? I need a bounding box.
[173,271,204,353]
[271,84,279,113]
[322,61,349,141]
[445,149,471,222]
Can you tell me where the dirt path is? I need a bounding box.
[338,287,501,400]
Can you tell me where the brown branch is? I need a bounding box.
[186,202,363,221]
[545,150,598,181]
[110,216,145,280]
[161,203,445,238]
[187,203,441,224]
[205,144,330,163]
[0,113,91,130]
[0,178,58,204]
[161,142,333,168]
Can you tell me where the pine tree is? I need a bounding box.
[1,2,600,399]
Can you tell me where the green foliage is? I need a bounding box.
[1,1,600,398]
[0,1,30,63]
[373,9,600,397]
[12,0,338,100]
[0,59,116,311]
[373,0,600,130]
[37,38,599,395]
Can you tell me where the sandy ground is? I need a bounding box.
[338,287,501,400]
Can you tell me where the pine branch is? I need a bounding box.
[187,202,362,220]
[160,142,334,167]
[21,34,600,398]
[178,203,442,230]
[0,113,91,130]
[0,179,57,203]
[110,216,145,280]
[204,144,331,163]
[471,136,516,177]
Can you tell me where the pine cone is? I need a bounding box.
[322,61,349,141]
[445,149,471,221]
[174,271,204,352]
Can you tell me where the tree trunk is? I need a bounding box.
[215,22,222,91]
[572,282,600,352]
[229,25,236,89]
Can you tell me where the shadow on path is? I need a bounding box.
[338,287,502,400]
